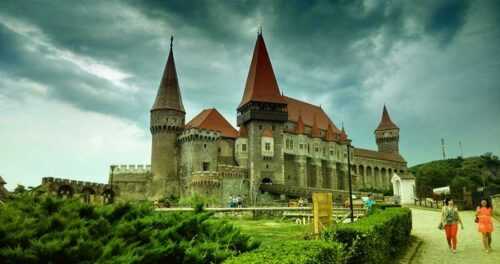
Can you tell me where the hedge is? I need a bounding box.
[0,195,259,264]
[322,208,412,264]
[224,240,346,264]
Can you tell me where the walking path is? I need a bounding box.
[411,208,500,264]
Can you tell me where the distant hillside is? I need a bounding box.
[409,153,500,198]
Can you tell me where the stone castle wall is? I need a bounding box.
[110,164,151,201]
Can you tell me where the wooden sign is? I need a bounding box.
[312,192,333,234]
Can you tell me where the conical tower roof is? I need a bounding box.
[295,111,305,134]
[152,36,185,113]
[238,32,286,108]
[311,114,321,138]
[325,123,336,142]
[376,105,399,131]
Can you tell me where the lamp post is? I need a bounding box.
[346,143,354,223]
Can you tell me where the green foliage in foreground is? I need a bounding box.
[0,195,259,264]
[322,208,412,264]
[224,240,346,264]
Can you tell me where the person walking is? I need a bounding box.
[364,193,376,215]
[476,198,494,253]
[440,198,464,253]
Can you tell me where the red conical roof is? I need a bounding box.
[152,37,185,112]
[295,112,305,134]
[376,105,399,131]
[325,123,336,142]
[311,114,321,138]
[186,108,238,138]
[238,33,286,108]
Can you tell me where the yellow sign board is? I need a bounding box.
[312,192,333,234]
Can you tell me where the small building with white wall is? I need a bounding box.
[391,172,416,204]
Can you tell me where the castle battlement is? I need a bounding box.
[111,164,152,174]
[42,177,109,188]
[190,171,220,186]
[178,128,221,142]
[218,164,248,178]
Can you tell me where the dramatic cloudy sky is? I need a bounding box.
[1,0,499,189]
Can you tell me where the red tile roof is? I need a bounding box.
[152,38,185,112]
[311,115,321,138]
[353,148,406,163]
[238,33,287,108]
[325,123,337,141]
[262,128,273,137]
[284,96,341,135]
[295,112,305,134]
[186,108,238,138]
[238,126,248,137]
[376,105,398,131]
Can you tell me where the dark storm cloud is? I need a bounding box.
[1,0,499,165]
[426,0,470,45]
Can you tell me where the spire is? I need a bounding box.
[376,105,398,131]
[238,33,286,108]
[311,114,321,138]
[339,121,348,141]
[151,36,185,113]
[295,111,305,134]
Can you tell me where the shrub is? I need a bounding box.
[373,204,401,210]
[322,208,412,264]
[224,240,346,264]
[0,195,259,264]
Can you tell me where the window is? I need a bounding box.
[300,144,303,150]
[203,144,207,149]
[265,142,271,151]
[202,162,209,171]
[259,125,263,130]
[242,144,247,152]
[218,147,221,153]
[290,141,293,149]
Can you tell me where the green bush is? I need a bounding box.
[224,240,346,264]
[0,195,259,264]
[373,204,401,210]
[322,208,412,264]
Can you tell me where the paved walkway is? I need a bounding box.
[411,208,500,264]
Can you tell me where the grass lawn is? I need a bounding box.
[228,217,312,246]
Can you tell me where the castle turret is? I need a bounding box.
[375,105,399,154]
[150,36,185,199]
[237,31,288,202]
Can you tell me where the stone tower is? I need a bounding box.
[150,37,185,200]
[375,105,399,154]
[237,32,288,203]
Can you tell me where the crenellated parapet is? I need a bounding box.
[190,171,221,186]
[178,128,220,143]
[40,177,114,204]
[218,164,248,179]
[111,164,152,174]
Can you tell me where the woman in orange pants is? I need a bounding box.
[441,198,464,253]
[476,198,494,253]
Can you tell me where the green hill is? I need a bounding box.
[409,153,500,198]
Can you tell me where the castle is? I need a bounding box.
[106,32,412,204]
[40,32,413,204]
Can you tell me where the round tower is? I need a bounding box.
[150,37,185,200]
